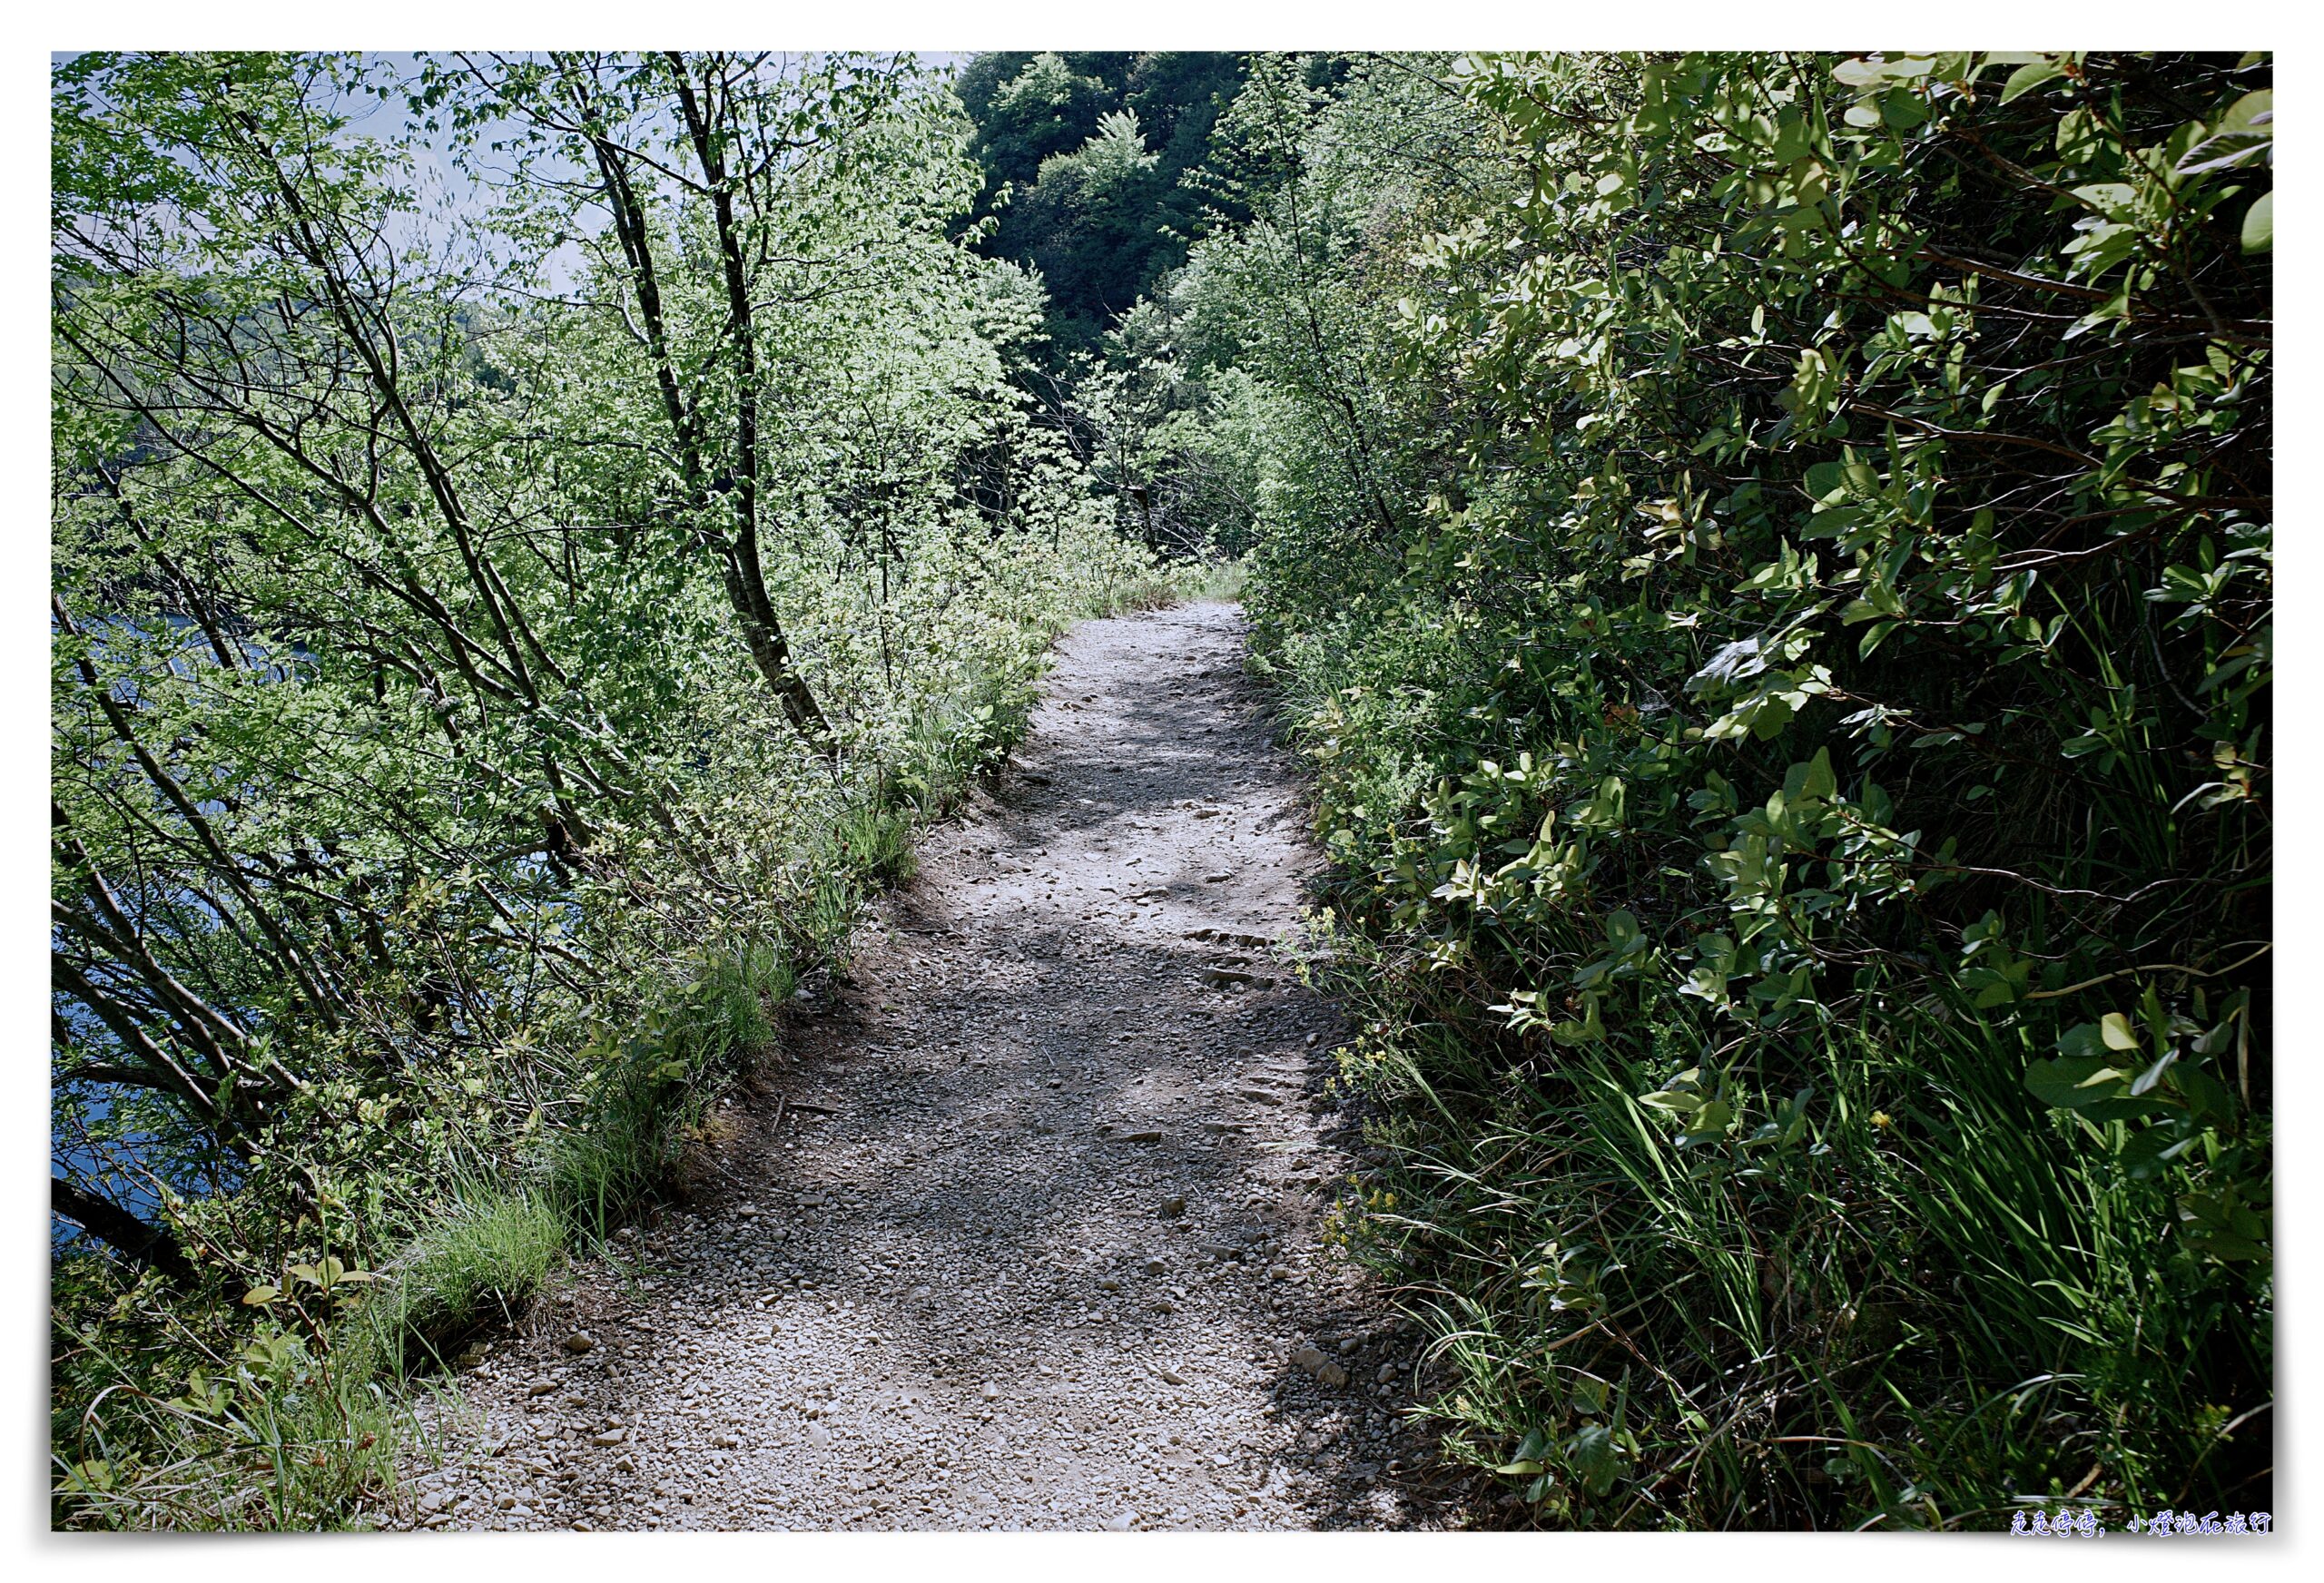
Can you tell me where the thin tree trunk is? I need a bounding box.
[554,57,833,753]
[666,54,836,752]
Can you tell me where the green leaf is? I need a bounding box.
[2100,1011,2141,1052]
[2072,182,2136,219]
[2219,89,2273,133]
[2025,1055,2128,1110]
[1881,90,1930,131]
[2176,126,2270,176]
[2178,1062,2238,1126]
[1972,977,2019,1009]
[2178,1185,2269,1262]
[1566,1422,1625,1495]
[2120,1126,2194,1181]
[1679,1098,1735,1144]
[1551,990,1607,1045]
[1748,694,1797,740]
[2127,1045,2178,1096]
[1834,55,1935,89]
[2001,60,2067,103]
[1797,747,1837,801]
[2240,192,2272,252]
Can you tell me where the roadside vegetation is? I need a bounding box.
[53,48,2270,1532]
[1078,51,2271,1528]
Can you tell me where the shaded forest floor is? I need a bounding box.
[389,602,1471,1530]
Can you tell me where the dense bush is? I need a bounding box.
[1126,50,2270,1527]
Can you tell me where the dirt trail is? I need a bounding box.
[401,602,1451,1531]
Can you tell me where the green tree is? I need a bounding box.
[51,50,1163,1526]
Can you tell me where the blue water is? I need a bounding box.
[53,615,301,1254]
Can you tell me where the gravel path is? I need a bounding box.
[397,601,1452,1531]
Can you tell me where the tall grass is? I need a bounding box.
[358,1190,567,1379]
[1307,918,2269,1529]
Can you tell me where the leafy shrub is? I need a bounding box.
[1171,50,2270,1526]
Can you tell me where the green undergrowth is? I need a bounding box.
[1306,905,2263,1528]
[1086,552,1251,615]
[1108,48,2276,1529]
